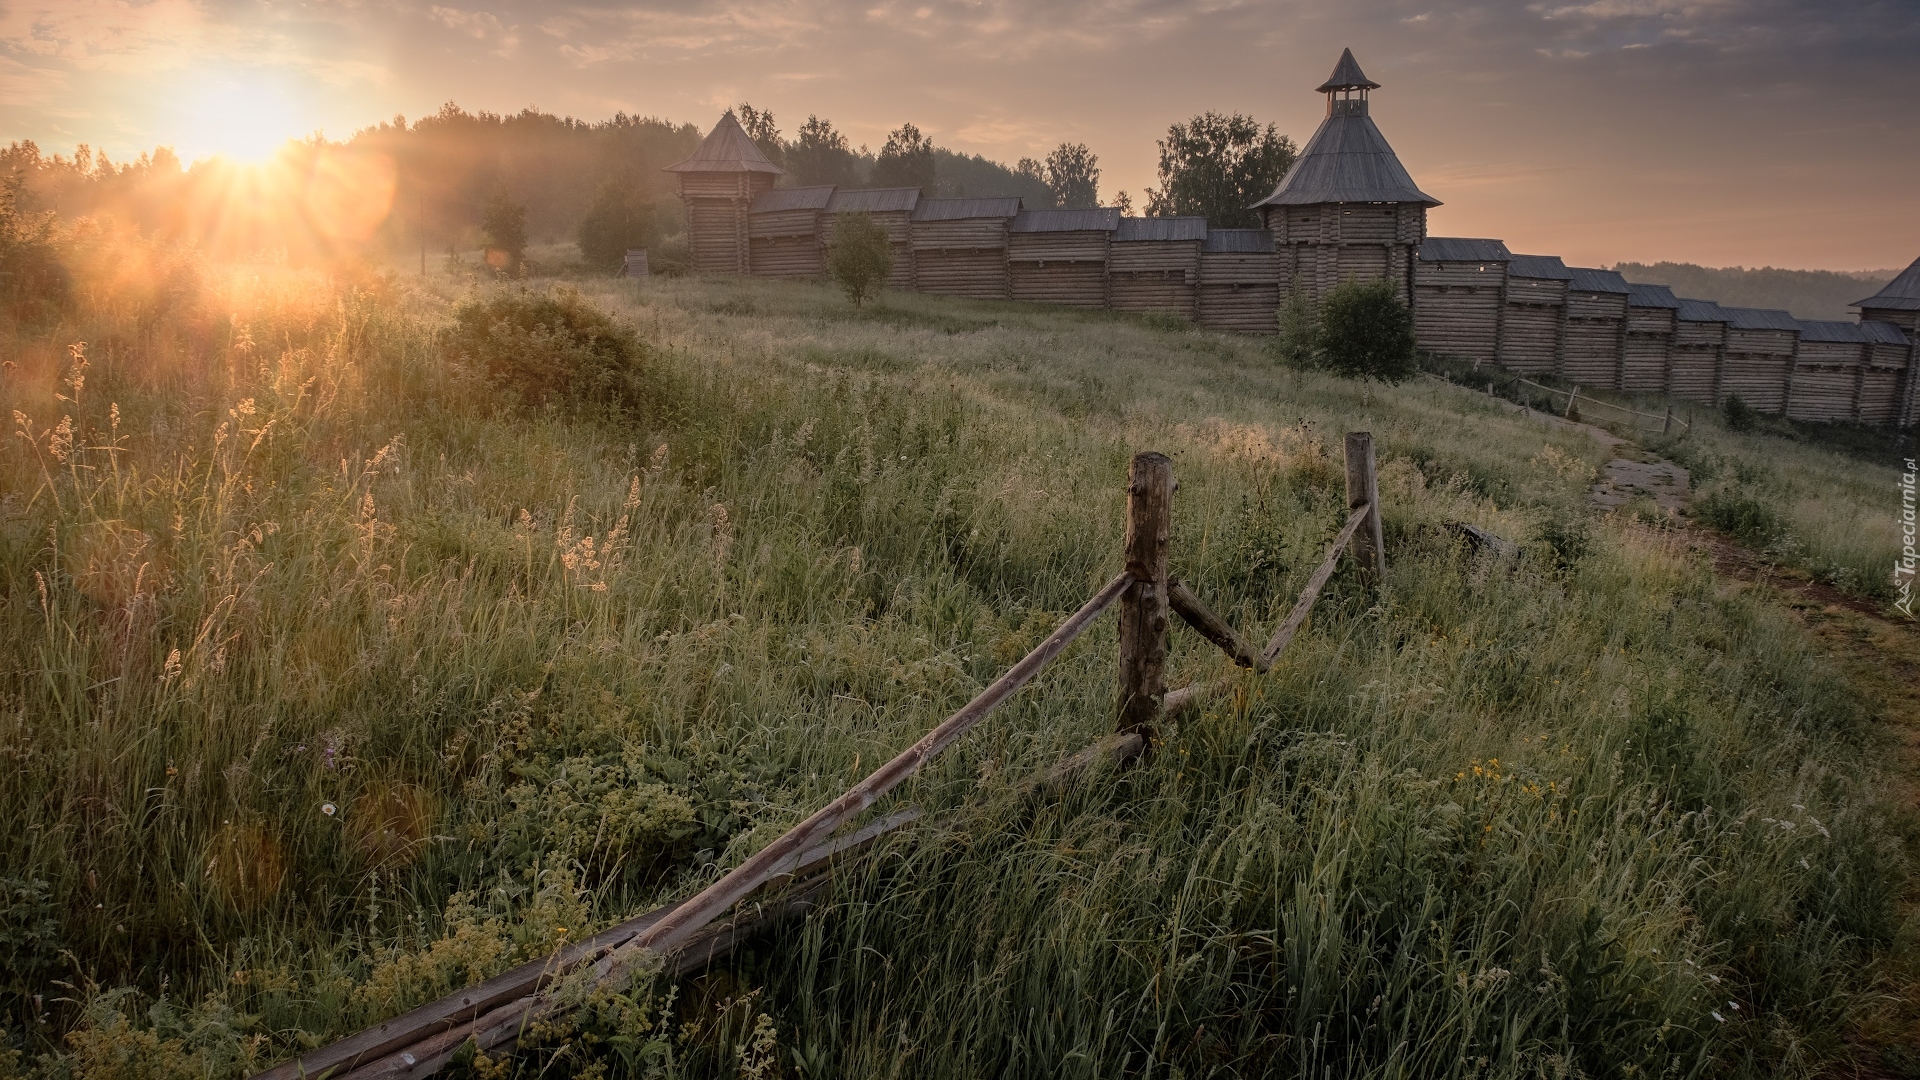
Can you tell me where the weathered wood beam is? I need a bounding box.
[1343,432,1385,585]
[1260,503,1371,666]
[1118,452,1173,739]
[1168,579,1265,672]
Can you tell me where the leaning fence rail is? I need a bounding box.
[251,433,1388,1080]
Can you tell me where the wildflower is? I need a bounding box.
[1711,1011,1725,1022]
[165,765,178,777]
[321,803,337,816]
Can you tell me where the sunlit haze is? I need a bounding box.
[3,0,1915,269]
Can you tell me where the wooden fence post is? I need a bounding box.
[1118,452,1173,738]
[1344,432,1385,585]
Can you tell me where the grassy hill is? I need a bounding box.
[1611,261,1896,320]
[0,262,1911,1078]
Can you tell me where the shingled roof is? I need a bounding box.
[750,186,835,213]
[1675,298,1731,323]
[1507,254,1573,280]
[1626,283,1681,309]
[664,112,784,175]
[1255,54,1439,209]
[1724,307,1799,332]
[911,197,1021,222]
[1317,48,1380,93]
[825,188,921,213]
[1011,208,1121,233]
[1861,321,1912,345]
[1419,237,1510,263]
[1203,229,1275,254]
[1115,217,1208,242]
[1566,268,1630,294]
[1854,254,1920,311]
[1796,319,1870,344]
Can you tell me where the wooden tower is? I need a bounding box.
[1255,48,1440,307]
[665,112,783,275]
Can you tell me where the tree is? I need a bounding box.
[827,212,894,307]
[481,189,527,273]
[1113,190,1134,215]
[1042,143,1100,209]
[788,115,865,188]
[734,103,785,170]
[1144,112,1297,228]
[1274,286,1317,367]
[1317,279,1416,383]
[575,172,656,272]
[1013,158,1052,206]
[0,171,70,323]
[872,123,935,193]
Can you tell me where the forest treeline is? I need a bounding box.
[0,102,1296,271]
[1612,261,1894,321]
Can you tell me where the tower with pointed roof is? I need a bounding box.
[665,112,784,274]
[1255,49,1439,308]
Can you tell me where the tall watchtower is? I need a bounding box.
[1254,49,1439,306]
[665,112,784,274]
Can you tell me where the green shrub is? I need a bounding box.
[575,173,657,273]
[1317,278,1416,383]
[827,213,893,307]
[1695,484,1783,547]
[1723,394,1759,432]
[1273,286,1318,367]
[447,287,648,411]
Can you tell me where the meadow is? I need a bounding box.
[0,251,1912,1079]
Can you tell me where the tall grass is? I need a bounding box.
[0,263,1904,1078]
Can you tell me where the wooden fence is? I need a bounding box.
[250,434,1388,1080]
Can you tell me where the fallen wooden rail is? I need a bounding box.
[251,435,1389,1080]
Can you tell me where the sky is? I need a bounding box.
[2,0,1916,271]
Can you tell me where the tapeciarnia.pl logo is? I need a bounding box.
[1898,457,1917,618]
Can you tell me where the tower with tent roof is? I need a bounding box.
[665,112,784,274]
[1254,48,1439,307]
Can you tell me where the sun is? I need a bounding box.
[174,71,313,164]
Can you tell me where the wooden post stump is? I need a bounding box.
[1119,452,1173,738]
[1343,432,1385,585]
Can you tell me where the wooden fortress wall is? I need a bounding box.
[682,183,1919,426]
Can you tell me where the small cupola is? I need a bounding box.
[1316,48,1380,116]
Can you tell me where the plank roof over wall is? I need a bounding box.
[1725,307,1799,331]
[1507,254,1573,280]
[911,198,1021,221]
[826,188,922,213]
[1567,268,1631,294]
[1625,283,1681,309]
[1861,321,1912,345]
[1115,217,1208,242]
[1676,298,1731,323]
[1012,208,1122,233]
[1795,320,1871,344]
[1203,229,1276,252]
[1419,237,1510,263]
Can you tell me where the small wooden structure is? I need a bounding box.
[748,186,835,277]
[620,249,649,278]
[1413,237,1510,365]
[910,198,1022,299]
[1008,208,1120,308]
[1497,254,1572,375]
[665,112,783,274]
[1257,49,1438,308]
[1856,320,1916,427]
[1721,307,1800,414]
[1853,256,1920,427]
[1670,298,1730,405]
[823,187,922,289]
[1561,268,1631,388]
[1785,320,1869,422]
[1110,217,1206,317]
[1197,229,1281,332]
[1621,283,1680,394]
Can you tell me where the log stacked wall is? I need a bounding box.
[1562,272,1630,389]
[681,173,775,274]
[1859,307,1919,427]
[1856,325,1913,426]
[910,201,1018,299]
[1497,256,1572,375]
[1721,310,1799,414]
[822,189,921,290]
[1110,218,1205,317]
[1198,230,1281,332]
[1669,301,1729,405]
[1784,324,1865,422]
[1269,203,1425,308]
[1621,285,1680,394]
[1413,240,1509,365]
[1008,210,1118,309]
[747,190,833,277]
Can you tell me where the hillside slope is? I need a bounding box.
[0,268,1910,1079]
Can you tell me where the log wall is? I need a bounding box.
[1783,338,1862,422]
[911,217,1011,299]
[1722,328,1797,413]
[1562,291,1628,388]
[1414,260,1505,364]
[1621,307,1676,394]
[1110,241,1201,317]
[1008,231,1111,308]
[1197,251,1281,333]
[1669,320,1726,404]
[1497,277,1567,375]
